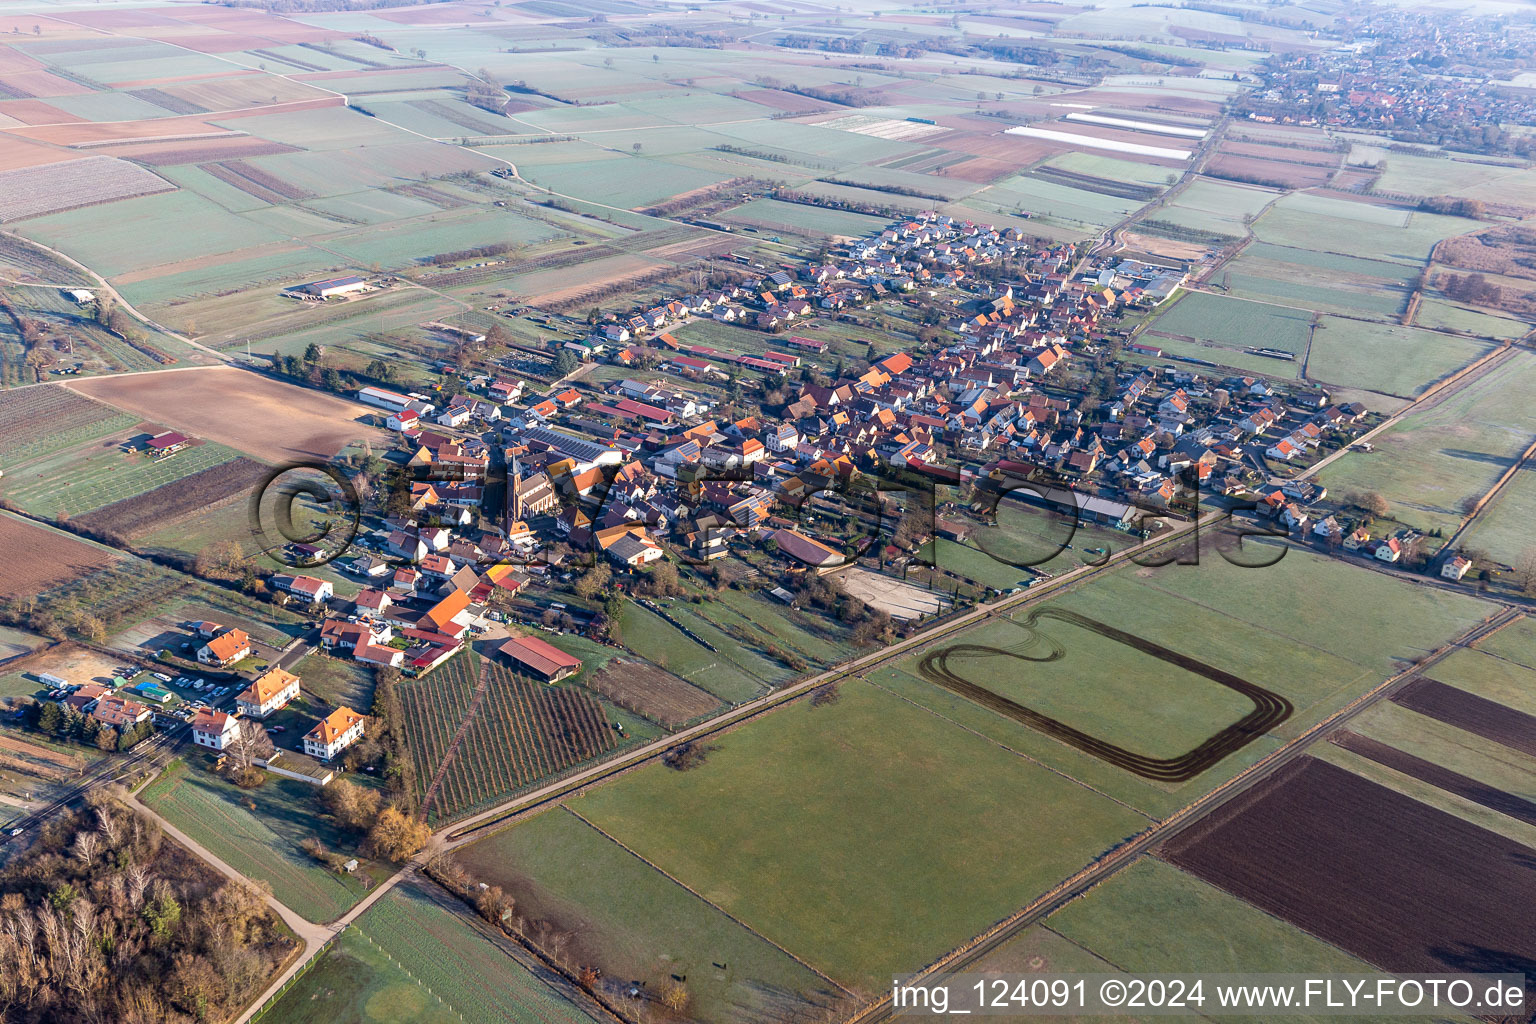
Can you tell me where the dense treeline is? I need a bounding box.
[0,789,294,1023]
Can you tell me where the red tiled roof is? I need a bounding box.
[498,635,581,677]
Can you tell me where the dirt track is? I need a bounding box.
[916,606,1292,782]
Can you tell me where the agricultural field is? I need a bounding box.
[142,760,381,924]
[875,543,1496,816]
[66,365,386,463]
[571,679,1149,992]
[1321,694,1536,842]
[616,599,767,704]
[261,883,603,1024]
[0,513,120,600]
[2,436,248,519]
[400,652,628,823]
[454,808,841,1023]
[1415,297,1531,339]
[0,384,138,465]
[1049,857,1381,978]
[1156,176,1278,237]
[73,455,269,541]
[1317,351,1536,538]
[1162,757,1536,980]
[1304,317,1494,398]
[1456,464,1536,568]
[1144,291,1313,356]
[1221,241,1416,320]
[717,198,892,239]
[1252,193,1484,266]
[0,156,176,222]
[580,656,720,727]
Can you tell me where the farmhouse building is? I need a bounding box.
[197,629,251,667]
[498,635,582,682]
[272,574,333,605]
[237,667,301,719]
[304,706,366,761]
[771,528,844,569]
[299,276,369,299]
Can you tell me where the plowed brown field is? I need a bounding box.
[1163,757,1536,979]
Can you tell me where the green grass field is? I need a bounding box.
[1318,350,1536,536]
[1415,298,1531,339]
[1253,193,1484,266]
[454,807,839,1023]
[1147,292,1313,355]
[261,884,600,1024]
[919,536,1037,590]
[1475,618,1536,675]
[142,761,379,924]
[875,543,1495,816]
[617,600,766,703]
[1043,856,1428,1024]
[572,679,1148,993]
[718,198,892,238]
[1305,317,1493,397]
[909,612,1258,762]
[1456,465,1536,567]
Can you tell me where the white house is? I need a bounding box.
[1440,555,1472,580]
[304,706,366,761]
[190,709,241,751]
